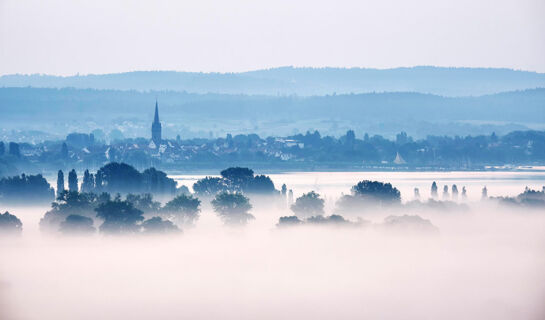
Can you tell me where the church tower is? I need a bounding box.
[151,100,162,145]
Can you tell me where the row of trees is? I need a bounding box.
[56,162,178,197]
[40,188,257,235]
[5,177,544,235]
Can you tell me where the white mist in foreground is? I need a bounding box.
[1,201,545,320]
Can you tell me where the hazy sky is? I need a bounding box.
[1,0,544,75]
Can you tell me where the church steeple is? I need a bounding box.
[154,100,160,123]
[151,100,162,145]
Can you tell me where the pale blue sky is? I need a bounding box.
[1,0,544,75]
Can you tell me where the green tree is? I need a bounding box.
[125,193,161,213]
[95,198,144,234]
[68,169,78,192]
[56,170,65,198]
[221,167,254,191]
[351,180,401,203]
[211,192,254,225]
[142,217,180,234]
[290,191,325,217]
[193,176,225,196]
[162,194,201,226]
[80,169,95,193]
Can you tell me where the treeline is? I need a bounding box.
[56,162,178,196]
[0,162,179,205]
[2,170,544,235]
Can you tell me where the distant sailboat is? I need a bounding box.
[393,152,406,164]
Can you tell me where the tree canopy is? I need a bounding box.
[290,191,325,217]
[211,192,254,225]
[95,198,145,234]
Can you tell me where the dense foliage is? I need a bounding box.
[211,192,254,225]
[193,167,276,196]
[0,173,54,204]
[290,191,325,217]
[0,211,23,234]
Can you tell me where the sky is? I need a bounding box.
[1,0,544,75]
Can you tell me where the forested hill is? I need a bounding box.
[1,87,544,139]
[2,66,545,96]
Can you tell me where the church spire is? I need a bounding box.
[154,100,160,123]
[151,100,162,144]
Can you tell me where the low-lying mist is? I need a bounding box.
[1,195,545,320]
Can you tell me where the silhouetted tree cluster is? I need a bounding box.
[95,197,145,234]
[141,217,180,234]
[290,191,325,217]
[193,167,276,196]
[336,180,401,213]
[55,163,176,196]
[0,173,54,204]
[162,194,201,226]
[492,187,545,208]
[277,214,360,228]
[40,191,110,232]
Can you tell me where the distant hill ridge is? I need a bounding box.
[2,66,545,97]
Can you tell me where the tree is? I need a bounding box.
[414,187,420,199]
[80,169,95,193]
[162,194,201,226]
[452,184,459,200]
[142,217,180,234]
[351,180,401,203]
[56,170,65,198]
[431,182,438,199]
[0,173,54,204]
[211,192,254,225]
[482,186,488,200]
[59,214,95,234]
[0,141,4,156]
[125,193,161,213]
[281,184,287,196]
[40,191,108,232]
[291,191,325,217]
[461,186,467,199]
[68,169,78,192]
[95,173,103,192]
[95,162,142,194]
[336,180,401,213]
[193,176,225,196]
[95,198,144,234]
[141,167,176,195]
[0,211,22,234]
[277,215,302,227]
[442,185,449,199]
[248,175,276,194]
[306,214,351,225]
[221,167,254,191]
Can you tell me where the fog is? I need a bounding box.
[1,173,545,319]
